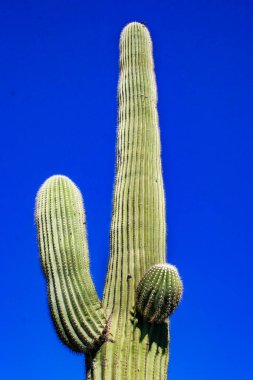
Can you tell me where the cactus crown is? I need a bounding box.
[35,22,183,380]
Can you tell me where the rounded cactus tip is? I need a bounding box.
[135,263,183,323]
[38,174,74,188]
[120,21,151,42]
[123,21,148,30]
[36,175,79,201]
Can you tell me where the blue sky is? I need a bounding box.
[0,1,253,379]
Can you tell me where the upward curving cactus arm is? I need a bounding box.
[35,175,107,353]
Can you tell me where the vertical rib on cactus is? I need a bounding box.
[88,22,168,379]
[35,175,107,352]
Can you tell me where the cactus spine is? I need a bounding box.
[35,22,182,379]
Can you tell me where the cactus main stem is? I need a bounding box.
[87,22,169,380]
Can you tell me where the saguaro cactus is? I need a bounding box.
[35,22,183,379]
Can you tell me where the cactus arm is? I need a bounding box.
[35,175,107,352]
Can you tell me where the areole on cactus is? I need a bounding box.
[35,21,183,379]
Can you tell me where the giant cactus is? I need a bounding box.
[35,22,183,379]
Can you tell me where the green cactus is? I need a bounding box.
[35,22,183,379]
[136,264,183,324]
[36,175,108,352]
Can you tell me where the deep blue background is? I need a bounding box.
[1,1,252,379]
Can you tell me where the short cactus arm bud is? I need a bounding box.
[136,264,183,323]
[35,175,107,352]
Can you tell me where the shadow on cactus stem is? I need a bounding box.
[131,309,169,352]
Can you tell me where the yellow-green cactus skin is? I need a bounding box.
[35,22,183,379]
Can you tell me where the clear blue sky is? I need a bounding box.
[1,1,252,379]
